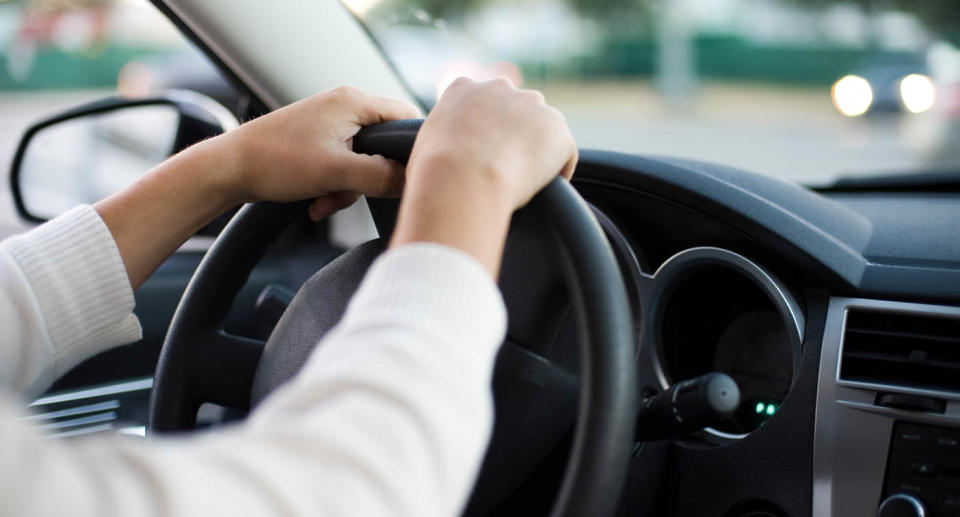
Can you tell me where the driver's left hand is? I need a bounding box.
[215,86,421,220]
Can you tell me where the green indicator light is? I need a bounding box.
[755,402,765,414]
[766,404,776,416]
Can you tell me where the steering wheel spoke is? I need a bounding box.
[186,332,265,411]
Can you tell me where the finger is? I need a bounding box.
[549,108,577,180]
[442,76,477,97]
[330,152,406,198]
[560,149,578,181]
[336,87,423,126]
[308,192,361,221]
[560,133,578,180]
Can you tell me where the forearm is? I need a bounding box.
[0,245,505,517]
[94,137,242,290]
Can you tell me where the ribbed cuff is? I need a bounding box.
[339,243,508,362]
[3,205,142,378]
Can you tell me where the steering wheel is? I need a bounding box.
[149,119,637,517]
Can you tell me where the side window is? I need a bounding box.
[0,0,238,237]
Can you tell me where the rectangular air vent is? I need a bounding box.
[840,309,960,393]
[24,377,152,438]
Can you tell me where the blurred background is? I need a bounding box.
[1,0,959,237]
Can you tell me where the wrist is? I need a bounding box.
[408,151,514,213]
[393,153,515,278]
[187,134,249,209]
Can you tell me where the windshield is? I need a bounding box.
[343,0,960,186]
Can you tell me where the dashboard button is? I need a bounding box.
[896,424,936,452]
[935,432,960,451]
[910,463,937,477]
[899,484,934,500]
[941,493,960,517]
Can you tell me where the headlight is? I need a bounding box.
[831,75,873,117]
[899,73,936,114]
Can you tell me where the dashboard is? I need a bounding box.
[573,151,960,517]
[23,149,960,517]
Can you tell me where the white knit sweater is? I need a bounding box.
[0,205,506,517]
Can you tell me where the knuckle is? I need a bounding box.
[400,100,422,117]
[449,76,474,90]
[544,106,568,127]
[330,85,361,103]
[522,89,545,104]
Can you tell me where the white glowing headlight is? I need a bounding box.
[900,74,936,114]
[831,75,873,117]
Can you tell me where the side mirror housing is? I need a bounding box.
[9,90,237,223]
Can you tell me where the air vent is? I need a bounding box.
[840,309,960,392]
[24,377,152,438]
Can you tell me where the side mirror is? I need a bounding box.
[9,90,237,223]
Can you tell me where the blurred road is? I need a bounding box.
[2,82,958,240]
[542,81,959,185]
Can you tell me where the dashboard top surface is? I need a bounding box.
[574,150,960,303]
[825,192,960,269]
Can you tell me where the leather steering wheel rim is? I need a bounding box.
[149,119,637,517]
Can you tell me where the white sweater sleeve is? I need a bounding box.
[0,241,507,517]
[0,205,142,398]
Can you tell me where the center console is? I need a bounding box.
[813,298,960,517]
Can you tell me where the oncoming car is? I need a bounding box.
[2,1,960,516]
[831,60,936,116]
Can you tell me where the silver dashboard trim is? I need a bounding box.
[836,399,960,426]
[20,400,120,421]
[30,377,153,406]
[836,378,960,402]
[812,297,960,517]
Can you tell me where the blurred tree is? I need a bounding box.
[565,0,648,18]
[375,0,958,45]
[790,0,960,44]
[383,0,477,20]
[567,0,653,34]
[375,0,655,35]
[382,0,651,22]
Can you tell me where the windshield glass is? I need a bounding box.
[343,0,960,186]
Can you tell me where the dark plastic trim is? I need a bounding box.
[817,169,960,193]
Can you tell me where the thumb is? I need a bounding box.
[308,191,361,221]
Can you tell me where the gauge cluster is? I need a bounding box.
[601,213,807,441]
[643,247,804,438]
